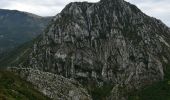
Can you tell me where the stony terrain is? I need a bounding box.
[9,67,92,100]
[6,0,170,100]
[0,70,50,100]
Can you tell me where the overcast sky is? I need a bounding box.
[0,0,170,26]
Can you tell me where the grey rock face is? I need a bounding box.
[16,0,170,99]
[9,67,92,100]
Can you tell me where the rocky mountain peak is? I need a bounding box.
[11,0,170,100]
[100,0,124,3]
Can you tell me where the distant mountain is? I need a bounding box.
[0,9,51,55]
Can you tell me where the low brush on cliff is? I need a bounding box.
[128,64,170,100]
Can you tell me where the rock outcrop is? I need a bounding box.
[13,0,170,99]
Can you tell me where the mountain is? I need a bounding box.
[0,70,50,100]
[4,0,170,100]
[0,9,51,55]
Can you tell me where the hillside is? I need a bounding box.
[0,70,50,100]
[0,9,51,55]
[128,64,170,100]
[0,35,40,68]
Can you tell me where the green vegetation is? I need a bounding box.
[91,85,113,100]
[0,34,43,68]
[0,41,33,68]
[0,9,51,55]
[85,83,113,100]
[0,70,50,100]
[128,65,170,100]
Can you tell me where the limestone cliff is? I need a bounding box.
[12,0,170,99]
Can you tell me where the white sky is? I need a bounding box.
[0,0,170,26]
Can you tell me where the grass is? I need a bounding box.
[0,41,32,68]
[0,34,43,68]
[85,82,113,100]
[0,70,51,100]
[128,65,170,100]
